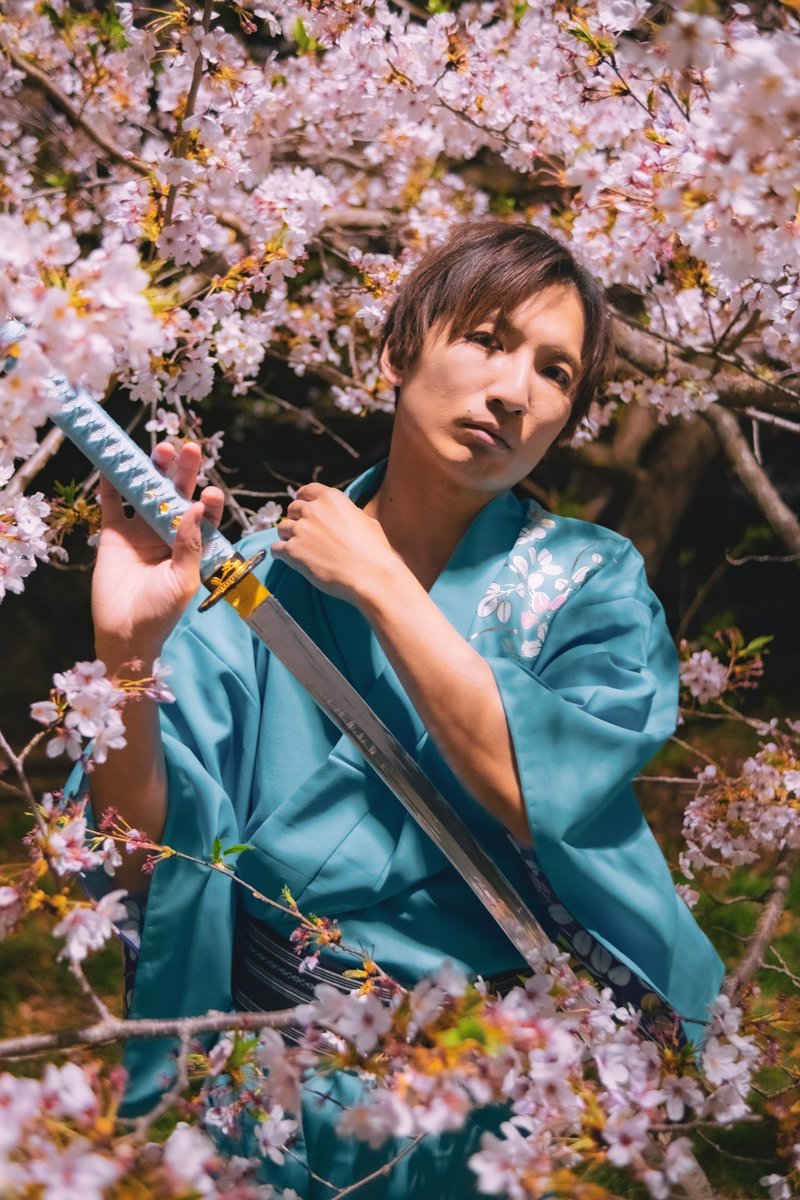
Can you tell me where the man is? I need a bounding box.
[73,220,724,1194]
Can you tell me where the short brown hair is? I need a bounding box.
[378,219,614,442]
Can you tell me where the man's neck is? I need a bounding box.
[361,451,494,591]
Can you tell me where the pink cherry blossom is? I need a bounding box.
[53,890,129,964]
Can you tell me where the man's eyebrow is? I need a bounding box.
[537,343,583,379]
[484,316,583,378]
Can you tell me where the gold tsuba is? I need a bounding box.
[199,551,268,612]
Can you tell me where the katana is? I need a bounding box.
[1,322,718,1200]
[0,318,560,976]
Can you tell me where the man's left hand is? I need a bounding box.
[270,482,398,605]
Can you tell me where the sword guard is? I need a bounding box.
[199,551,266,611]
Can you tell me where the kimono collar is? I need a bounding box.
[342,457,528,635]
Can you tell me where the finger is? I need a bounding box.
[285,499,309,520]
[171,442,203,499]
[198,485,224,529]
[150,440,176,479]
[171,500,204,583]
[276,518,295,540]
[295,482,326,501]
[97,472,125,525]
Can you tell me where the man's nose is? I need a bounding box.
[489,353,530,414]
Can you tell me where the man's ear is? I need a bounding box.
[379,339,403,387]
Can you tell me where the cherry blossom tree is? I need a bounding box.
[0,1,798,1197]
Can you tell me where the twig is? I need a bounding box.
[0,1006,302,1061]
[250,386,360,459]
[762,944,800,989]
[129,1026,193,1137]
[161,0,214,232]
[648,1116,760,1132]
[0,728,47,836]
[265,343,370,394]
[669,735,720,769]
[704,405,800,563]
[726,551,800,566]
[633,775,698,785]
[723,843,800,1001]
[2,44,149,176]
[743,407,800,434]
[69,960,112,1022]
[3,426,66,500]
[0,777,28,800]
[331,1135,426,1199]
[675,559,728,642]
[693,1127,774,1163]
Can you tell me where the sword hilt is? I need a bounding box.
[1,318,259,591]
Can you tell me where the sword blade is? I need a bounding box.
[240,589,555,973]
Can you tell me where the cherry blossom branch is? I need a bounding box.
[1,43,150,177]
[764,945,800,988]
[723,843,800,1002]
[0,1006,300,1061]
[161,0,214,233]
[612,314,800,411]
[2,426,66,501]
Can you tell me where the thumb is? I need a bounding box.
[171,501,205,586]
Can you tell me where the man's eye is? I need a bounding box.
[468,332,501,350]
[544,365,573,390]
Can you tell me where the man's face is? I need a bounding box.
[382,284,585,496]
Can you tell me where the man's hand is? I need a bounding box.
[271,482,399,606]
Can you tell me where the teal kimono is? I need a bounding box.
[69,457,724,1195]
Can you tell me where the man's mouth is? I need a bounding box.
[461,421,511,449]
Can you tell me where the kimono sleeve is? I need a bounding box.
[65,552,269,1116]
[486,538,724,1049]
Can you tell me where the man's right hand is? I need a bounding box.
[91,440,224,670]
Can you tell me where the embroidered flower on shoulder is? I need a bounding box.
[473,503,608,664]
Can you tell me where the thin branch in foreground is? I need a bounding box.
[128,1027,193,1138]
[69,961,111,1023]
[723,843,800,1001]
[0,1007,302,1062]
[331,1135,426,1199]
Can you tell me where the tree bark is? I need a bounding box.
[617,416,719,579]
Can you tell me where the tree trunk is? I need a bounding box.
[617,416,718,579]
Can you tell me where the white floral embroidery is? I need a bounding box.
[474,503,606,662]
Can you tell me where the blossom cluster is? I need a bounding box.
[196,951,763,1200]
[0,1064,300,1199]
[0,487,51,602]
[30,656,174,765]
[680,736,800,882]
[679,629,770,710]
[0,0,796,541]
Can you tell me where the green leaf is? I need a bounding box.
[427,0,452,11]
[223,843,253,857]
[741,635,774,656]
[53,479,79,502]
[212,836,223,864]
[291,17,320,54]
